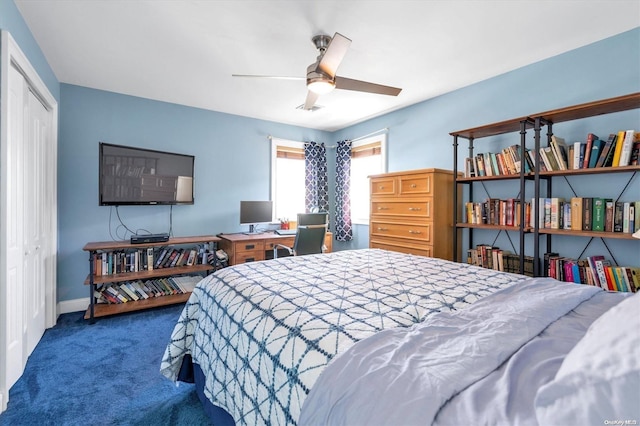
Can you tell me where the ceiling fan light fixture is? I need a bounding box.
[307,78,335,95]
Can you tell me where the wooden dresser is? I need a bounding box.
[369,168,460,260]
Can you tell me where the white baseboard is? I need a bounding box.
[57,297,89,316]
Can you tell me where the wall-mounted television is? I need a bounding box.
[99,142,195,206]
[240,200,273,233]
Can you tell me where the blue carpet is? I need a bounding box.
[0,305,211,425]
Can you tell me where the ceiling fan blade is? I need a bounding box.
[317,33,351,78]
[303,90,320,110]
[335,76,402,96]
[232,74,304,81]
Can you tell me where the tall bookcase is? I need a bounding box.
[83,235,221,321]
[451,92,640,277]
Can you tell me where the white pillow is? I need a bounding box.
[535,292,640,424]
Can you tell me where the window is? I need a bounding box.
[271,138,305,222]
[350,135,387,224]
[271,135,386,226]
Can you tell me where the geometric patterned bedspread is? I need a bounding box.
[160,249,525,425]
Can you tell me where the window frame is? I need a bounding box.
[270,137,305,221]
[349,134,387,225]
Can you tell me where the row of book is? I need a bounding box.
[94,276,201,304]
[93,243,216,276]
[532,198,639,233]
[466,245,535,277]
[463,198,531,227]
[462,130,639,177]
[565,131,640,170]
[464,144,529,177]
[463,197,639,234]
[544,253,638,293]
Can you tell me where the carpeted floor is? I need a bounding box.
[0,304,212,425]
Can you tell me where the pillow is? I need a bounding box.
[535,291,640,424]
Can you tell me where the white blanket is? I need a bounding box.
[299,278,602,425]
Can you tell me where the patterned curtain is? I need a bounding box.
[334,140,353,241]
[304,141,329,215]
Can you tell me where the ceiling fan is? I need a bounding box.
[232,32,402,110]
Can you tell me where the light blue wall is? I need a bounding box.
[0,0,59,101]
[4,0,639,302]
[333,28,640,269]
[57,86,329,301]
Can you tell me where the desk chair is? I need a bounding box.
[273,224,327,258]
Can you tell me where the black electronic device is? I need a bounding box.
[240,200,273,234]
[99,142,195,206]
[130,233,170,244]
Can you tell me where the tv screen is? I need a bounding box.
[99,142,195,206]
[240,201,273,226]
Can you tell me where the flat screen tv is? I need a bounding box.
[240,200,273,233]
[99,142,195,206]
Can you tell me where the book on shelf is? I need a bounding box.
[582,197,593,231]
[570,197,583,231]
[582,133,598,169]
[630,136,640,165]
[587,139,605,168]
[618,130,636,167]
[572,142,584,170]
[595,133,617,167]
[611,130,627,166]
[464,157,476,177]
[591,198,606,232]
[550,136,569,170]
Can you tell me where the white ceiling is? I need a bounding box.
[15,0,640,132]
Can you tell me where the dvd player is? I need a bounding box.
[130,233,170,244]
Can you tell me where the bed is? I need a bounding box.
[160,248,526,425]
[300,275,639,425]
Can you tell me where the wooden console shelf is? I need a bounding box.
[83,235,220,321]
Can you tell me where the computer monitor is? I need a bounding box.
[297,212,328,226]
[240,201,273,233]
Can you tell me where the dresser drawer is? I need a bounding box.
[370,220,432,242]
[264,237,295,250]
[370,241,433,258]
[235,250,265,263]
[236,241,265,253]
[398,174,432,196]
[370,176,396,196]
[371,200,432,218]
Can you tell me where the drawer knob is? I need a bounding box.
[379,185,385,189]
[408,230,422,234]
[410,184,417,188]
[408,207,421,211]
[377,206,389,210]
[377,227,388,231]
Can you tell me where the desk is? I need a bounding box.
[218,231,333,266]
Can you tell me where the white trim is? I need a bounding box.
[350,134,387,225]
[58,298,91,316]
[1,30,58,414]
[270,137,305,215]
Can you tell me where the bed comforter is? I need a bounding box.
[299,277,637,425]
[160,249,526,425]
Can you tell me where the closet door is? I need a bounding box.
[1,31,57,412]
[4,61,26,390]
[23,89,48,355]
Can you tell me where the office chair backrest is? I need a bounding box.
[297,212,328,226]
[293,225,327,256]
